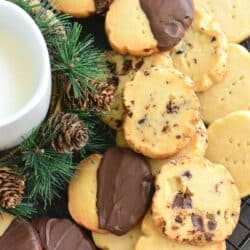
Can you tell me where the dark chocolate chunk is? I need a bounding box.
[135,59,144,70]
[122,59,133,74]
[94,0,113,14]
[182,171,192,180]
[97,147,154,235]
[32,218,97,250]
[140,0,194,51]
[207,219,217,231]
[172,192,192,209]
[166,100,180,114]
[191,214,204,232]
[0,219,42,250]
[175,215,183,224]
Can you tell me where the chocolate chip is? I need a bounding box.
[182,171,192,180]
[166,100,180,114]
[162,125,170,133]
[211,36,217,42]
[173,192,192,209]
[176,49,184,54]
[207,219,217,231]
[135,59,144,70]
[191,214,204,232]
[193,58,197,64]
[205,232,214,242]
[144,70,150,76]
[138,118,146,124]
[121,60,133,74]
[107,76,119,85]
[176,135,181,139]
[175,215,183,224]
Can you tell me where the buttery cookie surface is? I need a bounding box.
[152,157,240,245]
[171,9,227,92]
[105,0,194,56]
[50,0,113,17]
[123,67,200,159]
[199,44,250,124]
[206,111,250,198]
[68,154,106,234]
[93,225,141,250]
[136,213,226,250]
[194,0,250,42]
[149,119,208,176]
[102,52,173,130]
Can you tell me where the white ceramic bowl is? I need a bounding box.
[0,1,51,150]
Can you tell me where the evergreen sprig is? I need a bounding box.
[0,202,35,219]
[52,24,107,98]
[20,127,74,208]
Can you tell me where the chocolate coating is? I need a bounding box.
[97,147,154,235]
[140,0,194,50]
[0,219,42,250]
[94,0,113,14]
[32,218,97,250]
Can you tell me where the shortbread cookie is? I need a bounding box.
[116,130,129,148]
[149,119,208,176]
[105,0,194,56]
[136,213,226,250]
[0,213,15,237]
[152,157,240,245]
[199,44,250,124]
[93,225,141,250]
[206,111,250,198]
[97,147,153,235]
[102,52,173,130]
[123,67,200,159]
[171,9,227,92]
[193,0,250,42]
[50,0,113,17]
[68,154,107,234]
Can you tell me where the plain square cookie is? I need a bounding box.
[206,111,250,198]
[199,44,250,124]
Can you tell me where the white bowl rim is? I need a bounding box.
[0,1,51,128]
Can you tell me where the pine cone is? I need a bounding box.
[63,82,115,113]
[0,167,25,209]
[48,112,89,153]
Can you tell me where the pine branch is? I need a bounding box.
[52,24,107,98]
[0,202,35,219]
[20,127,74,208]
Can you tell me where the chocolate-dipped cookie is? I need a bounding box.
[0,219,42,250]
[49,0,113,18]
[105,0,194,56]
[97,147,154,235]
[68,148,154,236]
[32,218,97,250]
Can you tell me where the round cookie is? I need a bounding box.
[68,154,107,234]
[152,157,240,245]
[206,111,250,198]
[136,213,226,250]
[105,0,194,56]
[32,218,97,250]
[0,219,42,250]
[93,225,141,250]
[171,9,228,92]
[198,44,250,124]
[193,0,250,42]
[97,147,154,235]
[0,213,15,237]
[149,119,208,176]
[123,67,200,159]
[102,51,173,130]
[49,0,113,18]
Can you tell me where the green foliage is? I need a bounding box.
[0,202,35,219]
[20,127,74,208]
[52,24,107,98]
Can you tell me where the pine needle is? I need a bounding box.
[20,127,74,208]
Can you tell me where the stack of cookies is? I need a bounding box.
[49,0,250,249]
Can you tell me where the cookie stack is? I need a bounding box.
[46,0,250,249]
